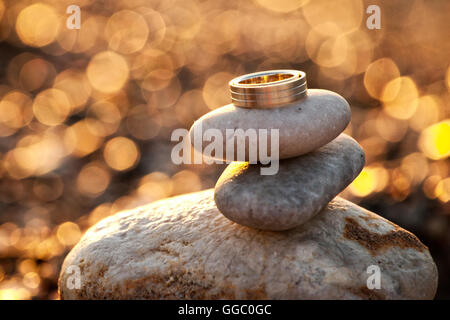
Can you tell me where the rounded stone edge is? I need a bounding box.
[188,89,352,162]
[213,134,365,231]
[57,190,438,300]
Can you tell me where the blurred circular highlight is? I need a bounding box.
[255,0,309,13]
[381,77,418,120]
[32,89,71,126]
[106,10,149,54]
[87,51,129,94]
[56,222,81,246]
[77,162,111,197]
[364,58,400,100]
[103,137,139,171]
[16,3,60,47]
[418,120,450,160]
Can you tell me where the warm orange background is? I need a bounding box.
[0,0,448,299]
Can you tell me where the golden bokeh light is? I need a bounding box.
[401,152,429,186]
[391,168,412,201]
[53,69,92,112]
[34,235,64,260]
[381,77,418,120]
[88,203,112,226]
[321,48,358,81]
[131,48,175,81]
[22,272,40,289]
[143,77,182,111]
[409,95,441,132]
[255,0,309,13]
[56,222,81,246]
[7,53,36,88]
[418,120,450,160]
[306,27,349,68]
[136,7,166,47]
[77,162,111,197]
[85,101,121,137]
[141,69,174,92]
[446,66,450,90]
[137,172,173,202]
[33,175,64,202]
[435,178,450,203]
[32,88,71,126]
[196,10,241,56]
[0,90,33,135]
[106,10,149,54]
[86,51,129,93]
[364,58,400,100]
[0,0,448,300]
[19,58,55,92]
[57,15,101,53]
[302,0,363,35]
[0,287,31,300]
[164,0,202,41]
[126,104,161,140]
[4,130,67,178]
[0,0,4,23]
[175,89,209,126]
[103,137,139,171]
[110,195,138,213]
[172,170,202,195]
[346,30,374,75]
[375,111,408,142]
[359,136,386,161]
[349,166,389,197]
[18,259,37,275]
[203,72,234,109]
[429,161,448,180]
[38,262,55,279]
[64,120,103,157]
[16,3,60,47]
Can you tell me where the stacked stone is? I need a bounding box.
[58,70,438,299]
[189,70,365,231]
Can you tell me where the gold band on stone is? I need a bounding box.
[229,70,307,108]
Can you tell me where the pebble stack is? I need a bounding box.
[190,70,365,231]
[58,70,438,299]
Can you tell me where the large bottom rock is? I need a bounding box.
[59,189,438,299]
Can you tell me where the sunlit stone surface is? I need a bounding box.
[214,134,365,230]
[59,189,437,300]
[189,89,351,161]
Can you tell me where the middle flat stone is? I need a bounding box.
[214,134,365,231]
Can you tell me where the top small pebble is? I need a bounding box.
[189,89,351,161]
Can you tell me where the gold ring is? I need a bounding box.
[229,70,307,108]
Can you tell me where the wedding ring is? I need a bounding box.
[229,70,307,108]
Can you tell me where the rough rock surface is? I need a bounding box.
[189,89,351,161]
[59,189,437,300]
[214,134,365,231]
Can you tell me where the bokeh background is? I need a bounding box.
[0,0,448,299]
